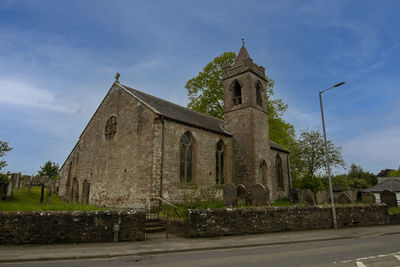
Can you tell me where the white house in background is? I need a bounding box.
[364,178,400,205]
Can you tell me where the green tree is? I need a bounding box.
[289,130,345,179]
[38,161,60,205]
[185,51,295,148]
[0,141,12,171]
[387,167,400,177]
[347,163,377,188]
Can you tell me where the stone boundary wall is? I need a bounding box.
[184,204,389,237]
[0,210,145,245]
[389,213,400,225]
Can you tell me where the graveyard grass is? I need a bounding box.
[389,207,400,214]
[0,186,105,212]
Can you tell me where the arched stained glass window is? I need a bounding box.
[256,81,263,107]
[180,132,193,183]
[216,140,225,184]
[105,116,117,140]
[233,81,242,105]
[260,160,267,185]
[276,154,284,190]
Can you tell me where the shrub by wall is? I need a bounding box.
[0,210,145,245]
[185,204,389,237]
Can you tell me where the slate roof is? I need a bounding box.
[118,83,232,136]
[270,141,289,153]
[118,83,289,154]
[233,45,251,67]
[363,179,400,193]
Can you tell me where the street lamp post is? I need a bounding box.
[319,81,345,230]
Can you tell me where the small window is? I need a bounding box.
[216,140,225,184]
[233,81,242,105]
[256,81,263,107]
[276,154,284,189]
[180,132,193,183]
[260,160,267,184]
[105,116,117,140]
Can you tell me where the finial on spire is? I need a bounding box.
[242,38,245,47]
[115,72,120,83]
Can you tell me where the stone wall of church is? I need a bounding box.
[59,84,157,208]
[160,119,232,204]
[270,149,291,200]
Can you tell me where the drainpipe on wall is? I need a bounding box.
[159,116,165,208]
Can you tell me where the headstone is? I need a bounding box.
[72,179,79,203]
[11,173,17,188]
[381,190,398,208]
[301,189,315,205]
[6,180,13,200]
[223,184,237,207]
[338,192,352,204]
[236,184,248,205]
[17,172,22,188]
[316,190,329,205]
[0,184,6,200]
[250,184,269,206]
[289,188,300,203]
[362,192,376,204]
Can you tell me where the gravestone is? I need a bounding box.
[237,184,248,205]
[301,189,315,205]
[289,188,300,203]
[17,172,22,188]
[250,184,269,206]
[338,192,351,204]
[381,190,398,208]
[6,180,13,200]
[316,190,329,205]
[0,184,6,200]
[72,179,79,203]
[362,192,376,204]
[223,184,237,207]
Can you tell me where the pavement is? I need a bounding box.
[1,225,400,263]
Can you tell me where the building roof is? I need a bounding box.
[363,179,400,193]
[118,83,289,154]
[270,141,289,153]
[233,45,251,67]
[118,83,232,136]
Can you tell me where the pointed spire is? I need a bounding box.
[233,38,251,67]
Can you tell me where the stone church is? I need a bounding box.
[59,44,292,209]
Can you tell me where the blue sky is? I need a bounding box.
[0,0,399,175]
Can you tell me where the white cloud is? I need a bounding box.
[342,126,400,173]
[0,79,77,113]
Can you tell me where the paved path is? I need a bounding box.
[1,225,400,264]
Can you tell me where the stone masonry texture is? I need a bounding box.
[0,210,145,245]
[183,204,389,237]
[58,46,291,209]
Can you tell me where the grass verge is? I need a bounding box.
[0,186,105,212]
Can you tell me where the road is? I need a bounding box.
[2,233,400,267]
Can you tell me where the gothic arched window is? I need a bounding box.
[66,161,72,191]
[180,132,193,183]
[216,140,225,184]
[276,154,284,190]
[260,160,267,185]
[105,116,117,140]
[256,81,263,107]
[233,81,242,105]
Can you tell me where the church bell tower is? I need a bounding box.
[223,41,271,188]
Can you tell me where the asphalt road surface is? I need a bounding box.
[2,233,400,267]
